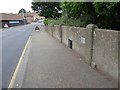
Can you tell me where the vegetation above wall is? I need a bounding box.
[31,2,120,30]
[31,2,62,18]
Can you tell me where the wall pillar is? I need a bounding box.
[60,24,63,43]
[86,24,98,66]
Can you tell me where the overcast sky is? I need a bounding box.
[0,0,33,13]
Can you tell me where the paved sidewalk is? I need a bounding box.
[21,29,117,88]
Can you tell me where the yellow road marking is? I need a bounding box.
[8,36,31,89]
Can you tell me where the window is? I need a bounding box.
[9,21,19,24]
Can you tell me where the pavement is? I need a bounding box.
[13,26,117,88]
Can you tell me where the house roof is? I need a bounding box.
[24,12,39,17]
[0,13,23,20]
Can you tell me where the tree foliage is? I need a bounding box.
[31,2,120,30]
[61,2,97,26]
[94,2,120,29]
[31,2,62,18]
[61,2,120,30]
[18,8,26,14]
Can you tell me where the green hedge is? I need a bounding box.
[44,19,48,25]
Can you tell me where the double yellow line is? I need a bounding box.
[8,36,31,88]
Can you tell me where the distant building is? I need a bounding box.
[24,12,40,24]
[0,13,24,28]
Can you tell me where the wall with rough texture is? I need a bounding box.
[62,26,92,64]
[53,25,61,41]
[45,25,119,83]
[46,25,53,36]
[92,29,119,82]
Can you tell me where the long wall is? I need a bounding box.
[45,24,119,83]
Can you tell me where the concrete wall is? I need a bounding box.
[92,29,119,82]
[45,25,119,83]
[53,25,62,41]
[62,26,92,64]
[46,25,54,36]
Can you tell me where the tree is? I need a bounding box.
[31,2,62,18]
[18,8,26,14]
[94,2,120,29]
[61,2,120,30]
[61,2,97,25]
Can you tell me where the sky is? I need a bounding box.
[0,0,33,14]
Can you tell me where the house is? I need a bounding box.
[0,13,24,28]
[24,12,40,24]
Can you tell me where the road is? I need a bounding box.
[1,23,40,88]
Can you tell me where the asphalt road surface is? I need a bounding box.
[1,23,41,88]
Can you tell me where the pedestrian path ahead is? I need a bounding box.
[21,30,117,88]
